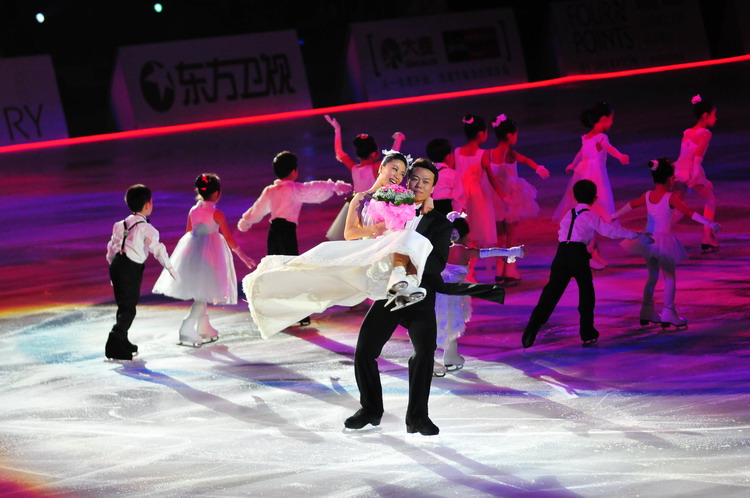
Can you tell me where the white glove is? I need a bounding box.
[691,212,722,232]
[535,165,550,179]
[237,219,251,232]
[480,245,525,263]
[333,180,353,196]
[168,267,181,283]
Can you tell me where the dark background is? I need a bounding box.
[0,0,742,137]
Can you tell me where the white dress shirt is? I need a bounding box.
[557,203,637,244]
[106,214,173,268]
[239,178,349,229]
[432,163,466,212]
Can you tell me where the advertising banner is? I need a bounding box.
[112,31,312,130]
[552,0,710,75]
[346,9,527,102]
[0,55,68,146]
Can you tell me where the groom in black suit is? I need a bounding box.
[345,158,453,436]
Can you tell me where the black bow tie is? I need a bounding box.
[415,208,422,216]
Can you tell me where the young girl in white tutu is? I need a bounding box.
[554,102,630,270]
[672,94,719,253]
[482,114,549,285]
[323,114,405,240]
[613,159,721,328]
[433,214,524,376]
[153,173,256,346]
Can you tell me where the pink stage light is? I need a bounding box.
[2,54,749,155]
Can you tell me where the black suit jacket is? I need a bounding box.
[414,210,453,290]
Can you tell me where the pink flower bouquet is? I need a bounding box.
[367,184,416,231]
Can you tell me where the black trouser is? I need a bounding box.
[354,288,437,422]
[268,218,299,256]
[109,253,144,338]
[527,242,595,337]
[433,199,453,216]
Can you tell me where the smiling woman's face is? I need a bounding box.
[379,159,406,185]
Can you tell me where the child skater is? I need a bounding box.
[153,173,256,347]
[483,114,550,285]
[455,114,508,281]
[672,94,719,253]
[433,213,525,376]
[522,180,653,348]
[105,184,178,361]
[426,138,465,216]
[612,158,721,328]
[553,102,630,270]
[323,114,405,240]
[238,151,352,325]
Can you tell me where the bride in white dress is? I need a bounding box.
[242,152,433,338]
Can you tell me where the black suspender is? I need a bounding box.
[566,208,589,242]
[120,219,146,253]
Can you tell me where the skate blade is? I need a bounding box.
[390,293,426,311]
[405,433,442,444]
[201,336,220,344]
[342,425,382,434]
[444,363,464,372]
[104,357,139,363]
[432,370,446,378]
[177,340,203,348]
[701,245,719,254]
[660,323,688,330]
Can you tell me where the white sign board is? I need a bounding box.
[112,31,312,130]
[0,55,68,146]
[552,0,710,75]
[347,9,527,101]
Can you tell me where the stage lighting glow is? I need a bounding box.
[36,13,45,23]
[154,3,163,13]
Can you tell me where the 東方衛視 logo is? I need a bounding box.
[140,61,175,112]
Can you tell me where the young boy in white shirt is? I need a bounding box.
[105,184,178,360]
[522,180,652,348]
[426,138,465,216]
[238,151,351,325]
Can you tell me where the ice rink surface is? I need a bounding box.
[1,61,749,496]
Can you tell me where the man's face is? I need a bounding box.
[408,167,436,203]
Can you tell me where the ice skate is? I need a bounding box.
[406,417,439,436]
[105,332,133,361]
[443,354,465,371]
[389,276,426,311]
[581,328,600,345]
[660,306,688,329]
[126,339,139,356]
[639,304,661,326]
[178,317,203,347]
[700,231,719,254]
[385,266,409,306]
[198,314,220,344]
[433,361,446,377]
[503,261,521,287]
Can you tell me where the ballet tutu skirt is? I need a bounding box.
[153,229,238,304]
[620,232,688,266]
[243,227,432,338]
[493,176,539,223]
[436,264,471,346]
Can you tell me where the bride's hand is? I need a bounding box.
[370,222,387,237]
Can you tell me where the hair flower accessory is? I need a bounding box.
[367,184,416,231]
[650,159,659,171]
[691,94,702,105]
[357,133,369,139]
[446,211,468,223]
[492,114,507,128]
[462,116,474,124]
[380,149,413,166]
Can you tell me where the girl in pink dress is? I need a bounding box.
[153,174,256,347]
[323,115,405,240]
[613,159,721,328]
[483,114,550,284]
[454,114,507,281]
[672,95,719,253]
[554,102,630,269]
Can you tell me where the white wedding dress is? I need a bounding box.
[242,194,433,338]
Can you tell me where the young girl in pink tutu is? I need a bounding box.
[554,102,630,270]
[323,114,405,240]
[672,94,719,253]
[482,114,549,285]
[455,114,507,281]
[153,174,256,346]
[613,159,721,328]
